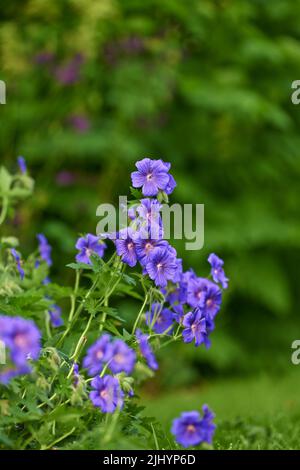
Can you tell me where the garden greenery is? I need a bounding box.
[0,157,228,450]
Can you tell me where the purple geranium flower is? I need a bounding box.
[146,247,178,288]
[0,364,31,385]
[136,329,158,370]
[135,238,168,266]
[54,53,84,85]
[182,309,207,347]
[68,114,90,134]
[172,304,185,324]
[0,315,41,367]
[109,339,136,375]
[37,234,52,266]
[131,158,171,196]
[208,253,229,289]
[136,198,163,238]
[171,406,216,448]
[17,156,27,174]
[89,375,124,413]
[83,334,113,377]
[165,173,177,195]
[48,305,64,327]
[115,227,139,267]
[186,277,209,309]
[11,249,25,280]
[202,281,222,320]
[146,303,174,335]
[75,234,106,264]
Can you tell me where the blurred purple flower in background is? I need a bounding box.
[83,334,113,377]
[37,234,52,266]
[34,51,54,65]
[55,170,76,187]
[68,114,90,134]
[11,249,24,280]
[54,53,84,85]
[0,316,41,383]
[136,329,158,370]
[17,156,27,174]
[48,304,63,328]
[109,339,136,374]
[171,406,216,448]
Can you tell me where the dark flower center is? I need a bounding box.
[146,173,153,181]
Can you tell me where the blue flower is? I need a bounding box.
[48,304,64,327]
[0,315,41,383]
[202,280,222,320]
[89,375,124,413]
[135,238,168,266]
[115,227,139,267]
[186,277,208,309]
[146,303,174,334]
[208,253,229,289]
[136,329,158,370]
[37,234,52,266]
[136,198,163,238]
[0,364,31,385]
[131,158,172,196]
[164,173,177,195]
[83,334,113,377]
[182,309,207,347]
[172,304,185,324]
[11,249,25,280]
[146,247,178,287]
[17,156,27,174]
[75,234,106,264]
[109,339,136,375]
[171,406,216,448]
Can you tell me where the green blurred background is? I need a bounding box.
[1,0,300,448]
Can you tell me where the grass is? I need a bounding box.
[141,369,300,449]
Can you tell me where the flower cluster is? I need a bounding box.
[0,316,41,384]
[83,334,136,412]
[0,156,229,449]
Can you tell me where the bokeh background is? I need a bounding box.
[1,0,300,448]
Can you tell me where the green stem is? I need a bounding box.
[132,293,149,334]
[42,426,76,450]
[57,273,99,348]
[68,270,80,323]
[0,197,8,225]
[103,405,121,444]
